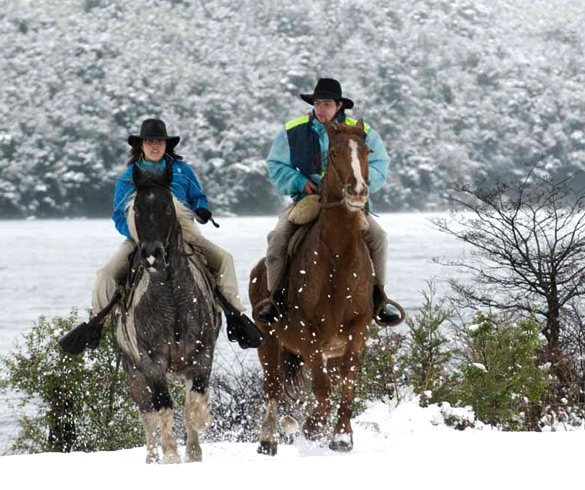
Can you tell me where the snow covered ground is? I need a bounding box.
[0,397,583,490]
[1,215,584,486]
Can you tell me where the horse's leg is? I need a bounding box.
[157,406,180,464]
[304,353,333,441]
[257,338,281,456]
[141,411,160,464]
[183,376,211,463]
[124,360,161,464]
[148,375,181,464]
[330,323,368,452]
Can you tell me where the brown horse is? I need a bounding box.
[249,120,375,454]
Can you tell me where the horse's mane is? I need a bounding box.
[331,122,366,138]
[125,193,202,244]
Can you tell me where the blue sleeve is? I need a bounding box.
[266,127,309,196]
[112,167,135,239]
[179,162,210,212]
[365,128,389,194]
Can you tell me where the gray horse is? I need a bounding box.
[115,162,220,463]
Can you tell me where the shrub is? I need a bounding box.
[454,312,548,430]
[0,311,143,454]
[355,324,406,410]
[402,285,454,406]
[204,358,265,443]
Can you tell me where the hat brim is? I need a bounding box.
[300,93,354,110]
[128,135,180,148]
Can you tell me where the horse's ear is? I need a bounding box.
[324,120,340,137]
[356,119,365,132]
[163,161,173,187]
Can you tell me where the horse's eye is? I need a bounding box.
[133,206,139,217]
[165,205,173,216]
[330,149,338,158]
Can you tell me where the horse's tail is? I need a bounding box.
[281,348,306,402]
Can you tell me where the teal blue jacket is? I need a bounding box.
[112,158,210,239]
[266,111,389,205]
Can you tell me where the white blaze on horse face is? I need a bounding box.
[348,140,366,194]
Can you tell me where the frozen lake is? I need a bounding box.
[0,213,469,453]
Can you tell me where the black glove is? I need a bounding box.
[195,207,212,224]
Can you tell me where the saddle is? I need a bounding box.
[286,195,369,257]
[283,195,316,258]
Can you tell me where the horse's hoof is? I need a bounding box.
[329,433,353,452]
[257,440,278,456]
[185,450,202,463]
[162,452,182,464]
[303,425,326,443]
[280,415,299,436]
[145,454,160,464]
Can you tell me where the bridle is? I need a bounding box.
[135,185,179,269]
[320,143,368,210]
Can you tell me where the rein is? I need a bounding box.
[319,151,346,209]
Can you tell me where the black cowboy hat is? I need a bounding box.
[128,118,180,148]
[299,78,354,109]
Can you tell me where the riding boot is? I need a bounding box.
[215,288,263,349]
[373,284,401,326]
[58,288,122,356]
[58,320,104,355]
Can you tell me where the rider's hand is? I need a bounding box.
[195,207,212,224]
[303,180,318,195]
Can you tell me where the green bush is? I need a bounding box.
[455,312,548,430]
[402,286,454,406]
[0,311,143,454]
[355,324,405,410]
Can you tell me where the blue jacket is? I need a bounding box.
[266,111,389,204]
[112,158,210,239]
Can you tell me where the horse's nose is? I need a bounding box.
[141,242,166,270]
[345,183,369,199]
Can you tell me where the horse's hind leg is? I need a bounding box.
[183,376,211,463]
[259,399,278,455]
[257,339,281,456]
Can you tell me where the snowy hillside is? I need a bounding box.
[2,0,585,217]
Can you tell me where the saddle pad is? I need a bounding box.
[287,223,312,257]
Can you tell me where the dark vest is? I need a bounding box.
[285,111,370,177]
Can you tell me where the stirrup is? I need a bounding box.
[253,295,282,324]
[374,295,406,328]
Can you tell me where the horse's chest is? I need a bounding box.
[133,273,196,324]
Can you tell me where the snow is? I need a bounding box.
[0,397,583,489]
[472,363,488,372]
